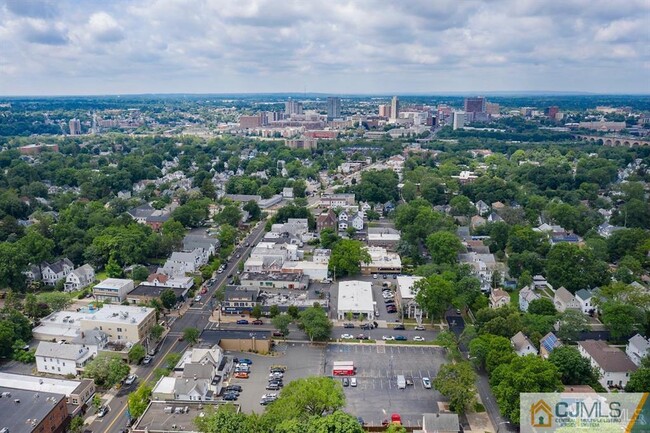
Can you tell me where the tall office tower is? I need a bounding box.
[326,97,341,120]
[378,104,391,118]
[285,99,303,116]
[546,106,559,119]
[69,118,81,135]
[486,102,500,116]
[390,96,400,120]
[452,111,466,130]
[464,97,486,114]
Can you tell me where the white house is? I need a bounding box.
[144,273,194,290]
[578,340,638,389]
[350,213,364,231]
[41,258,74,286]
[489,289,510,309]
[182,234,218,265]
[36,341,94,376]
[64,264,95,292]
[519,285,541,312]
[626,334,650,367]
[575,289,596,315]
[511,331,538,356]
[162,250,204,275]
[554,287,580,313]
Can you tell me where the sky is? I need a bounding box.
[1,0,649,96]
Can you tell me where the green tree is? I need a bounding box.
[251,305,262,319]
[83,353,130,388]
[269,305,280,318]
[105,255,123,278]
[625,365,650,392]
[414,275,455,319]
[556,310,588,343]
[92,394,102,410]
[37,292,72,312]
[433,362,477,415]
[305,410,364,433]
[17,229,55,264]
[131,265,150,282]
[243,200,261,221]
[150,324,165,341]
[469,334,516,374]
[218,224,238,247]
[128,343,146,364]
[195,404,254,433]
[600,302,644,340]
[264,377,345,424]
[69,415,85,433]
[527,298,557,316]
[183,327,200,345]
[548,346,598,386]
[545,243,609,293]
[298,306,332,341]
[287,305,300,320]
[128,382,152,420]
[215,205,243,227]
[401,181,417,202]
[272,314,292,336]
[384,424,407,433]
[320,228,340,249]
[425,231,463,265]
[490,356,563,425]
[329,239,371,277]
[166,353,182,370]
[449,195,476,216]
[292,180,307,198]
[160,289,177,309]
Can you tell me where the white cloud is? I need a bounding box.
[0,0,648,95]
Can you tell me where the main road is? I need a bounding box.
[94,221,268,433]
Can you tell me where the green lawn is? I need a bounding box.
[509,289,520,306]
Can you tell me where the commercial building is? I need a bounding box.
[127,283,189,305]
[239,114,262,129]
[367,227,401,250]
[395,276,424,319]
[221,287,260,315]
[327,97,341,120]
[452,111,466,130]
[285,137,317,150]
[33,304,156,344]
[320,193,356,207]
[390,96,400,121]
[239,272,309,290]
[69,118,81,135]
[464,97,486,114]
[0,372,95,416]
[132,401,235,433]
[35,341,94,376]
[378,104,391,118]
[360,246,402,275]
[0,386,68,433]
[337,280,375,320]
[93,278,134,303]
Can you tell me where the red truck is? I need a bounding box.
[332,361,355,376]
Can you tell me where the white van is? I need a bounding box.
[397,375,406,389]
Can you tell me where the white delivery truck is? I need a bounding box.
[397,375,406,389]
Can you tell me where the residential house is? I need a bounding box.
[511,331,538,356]
[597,222,624,238]
[35,342,94,376]
[182,233,219,265]
[345,212,364,231]
[490,289,510,309]
[578,339,637,389]
[470,215,486,229]
[338,210,350,231]
[554,287,580,313]
[519,285,541,312]
[540,332,562,359]
[626,334,650,367]
[575,289,596,315]
[145,273,194,290]
[162,250,204,276]
[316,209,337,233]
[487,212,504,223]
[491,201,505,210]
[64,264,95,292]
[41,258,74,286]
[418,413,460,433]
[475,200,490,216]
[127,203,172,231]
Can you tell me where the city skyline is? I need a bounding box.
[1,0,649,96]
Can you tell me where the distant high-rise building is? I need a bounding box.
[546,106,559,119]
[486,102,500,116]
[464,97,486,114]
[390,96,400,120]
[69,118,81,135]
[378,104,391,118]
[285,99,303,116]
[326,97,341,120]
[452,111,466,130]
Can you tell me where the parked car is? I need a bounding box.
[272,331,285,337]
[266,382,281,390]
[142,355,152,365]
[422,377,432,389]
[268,379,284,387]
[356,334,368,340]
[382,335,395,341]
[270,365,287,373]
[413,336,425,342]
[225,385,242,392]
[373,274,378,279]
[234,372,249,379]
[343,323,355,328]
[360,323,372,330]
[236,319,249,325]
[414,325,426,331]
[382,274,388,279]
[340,334,354,339]
[239,358,253,365]
[386,307,397,313]
[97,406,109,418]
[222,393,238,401]
[394,335,407,341]
[342,377,350,387]
[406,377,414,386]
[269,372,284,379]
[350,377,357,387]
[194,295,202,302]
[393,324,405,330]
[252,319,263,325]
[124,374,137,385]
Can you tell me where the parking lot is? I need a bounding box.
[222,342,446,428]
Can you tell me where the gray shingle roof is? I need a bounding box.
[35,341,88,360]
[579,340,638,373]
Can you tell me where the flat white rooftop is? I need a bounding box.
[0,372,82,396]
[84,304,154,324]
[396,276,424,300]
[338,281,374,313]
[94,278,133,289]
[152,376,176,394]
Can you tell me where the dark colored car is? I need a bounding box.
[382,274,388,279]
[239,358,253,365]
[393,324,405,330]
[360,323,372,330]
[272,331,285,337]
[342,377,350,387]
[236,319,249,325]
[395,335,407,341]
[386,307,397,313]
[225,385,242,392]
[356,334,368,340]
[252,319,263,325]
[343,323,355,328]
[222,393,238,401]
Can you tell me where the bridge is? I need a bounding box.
[574,134,650,147]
